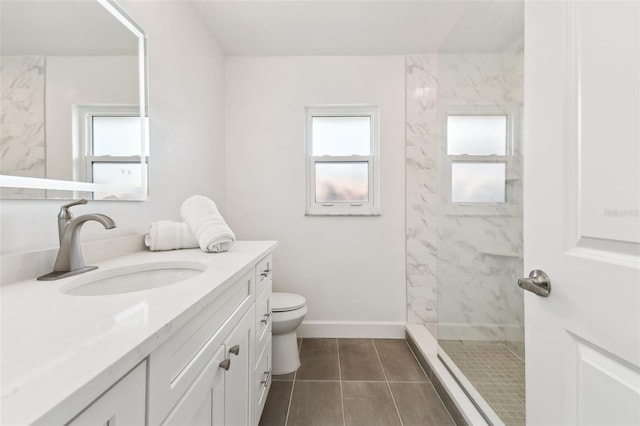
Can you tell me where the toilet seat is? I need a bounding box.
[272,292,306,312]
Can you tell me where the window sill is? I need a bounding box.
[305,209,381,217]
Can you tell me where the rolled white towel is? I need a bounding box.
[180,195,235,253]
[144,220,199,251]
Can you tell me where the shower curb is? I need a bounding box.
[405,324,489,426]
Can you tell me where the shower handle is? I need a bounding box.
[518,270,551,297]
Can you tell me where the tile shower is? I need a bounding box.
[405,49,525,425]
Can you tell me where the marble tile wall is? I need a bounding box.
[405,55,439,328]
[0,56,46,198]
[405,51,524,354]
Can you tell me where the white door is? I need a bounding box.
[524,1,640,425]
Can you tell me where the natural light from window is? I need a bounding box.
[451,162,506,203]
[92,116,142,156]
[306,105,378,215]
[447,115,507,156]
[315,162,369,203]
[312,116,371,156]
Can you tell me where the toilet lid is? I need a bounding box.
[272,292,306,312]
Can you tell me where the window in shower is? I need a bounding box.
[451,162,506,203]
[446,114,511,203]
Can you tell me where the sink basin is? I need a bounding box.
[60,261,207,296]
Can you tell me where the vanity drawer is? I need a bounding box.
[255,335,272,422]
[255,254,272,295]
[255,280,272,363]
[148,271,253,425]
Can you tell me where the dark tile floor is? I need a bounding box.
[259,338,457,426]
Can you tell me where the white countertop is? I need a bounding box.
[0,241,277,425]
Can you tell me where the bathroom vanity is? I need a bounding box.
[0,241,276,425]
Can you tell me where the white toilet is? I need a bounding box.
[271,292,307,375]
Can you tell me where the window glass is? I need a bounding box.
[92,116,142,156]
[92,162,142,186]
[312,116,370,156]
[92,162,143,200]
[451,162,506,203]
[315,162,368,203]
[447,115,507,155]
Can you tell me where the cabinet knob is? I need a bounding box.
[229,344,240,356]
[219,359,231,371]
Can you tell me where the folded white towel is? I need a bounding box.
[180,195,235,253]
[144,221,199,251]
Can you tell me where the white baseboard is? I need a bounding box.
[297,320,406,338]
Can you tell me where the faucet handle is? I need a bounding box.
[58,199,88,220]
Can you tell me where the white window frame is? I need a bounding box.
[442,105,520,212]
[305,105,380,216]
[73,104,148,200]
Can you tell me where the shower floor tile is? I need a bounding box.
[439,340,525,426]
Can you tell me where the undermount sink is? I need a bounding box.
[60,261,207,296]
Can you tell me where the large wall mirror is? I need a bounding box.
[0,0,148,200]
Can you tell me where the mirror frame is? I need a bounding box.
[0,0,149,200]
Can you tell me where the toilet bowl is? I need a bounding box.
[271,292,307,375]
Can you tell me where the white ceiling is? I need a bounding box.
[1,1,523,57]
[191,0,524,56]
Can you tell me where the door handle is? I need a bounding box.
[518,270,551,297]
[229,344,240,356]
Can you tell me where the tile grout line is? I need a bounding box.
[403,339,432,383]
[291,379,429,383]
[336,338,346,426]
[405,340,457,426]
[372,339,404,426]
[283,338,304,426]
[440,341,526,425]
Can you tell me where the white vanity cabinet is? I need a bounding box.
[222,306,255,426]
[254,254,273,422]
[66,361,147,426]
[1,242,277,426]
[149,252,274,426]
[160,308,254,426]
[160,345,227,426]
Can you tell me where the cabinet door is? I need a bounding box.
[161,345,226,426]
[255,335,273,423]
[67,361,146,426]
[224,306,255,426]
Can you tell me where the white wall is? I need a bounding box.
[225,57,406,334]
[0,1,226,254]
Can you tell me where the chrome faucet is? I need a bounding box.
[38,200,116,281]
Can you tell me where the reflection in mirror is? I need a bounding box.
[0,0,148,200]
